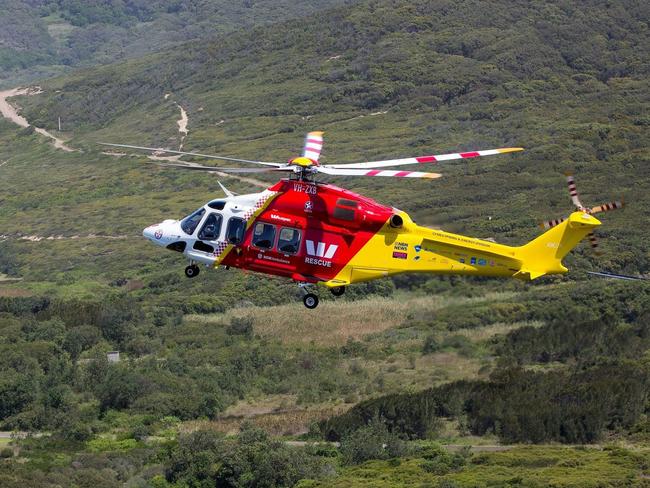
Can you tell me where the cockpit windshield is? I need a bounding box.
[181,208,205,235]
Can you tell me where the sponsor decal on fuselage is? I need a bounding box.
[392,251,408,259]
[270,213,291,222]
[304,239,338,267]
[393,241,408,251]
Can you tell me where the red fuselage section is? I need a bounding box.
[220,180,394,283]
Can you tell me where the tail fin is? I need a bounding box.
[514,211,600,279]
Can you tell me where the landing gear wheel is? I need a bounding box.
[185,265,200,278]
[303,293,319,309]
[330,286,345,297]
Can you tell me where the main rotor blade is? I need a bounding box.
[99,142,282,167]
[317,167,442,178]
[587,271,649,281]
[325,147,523,170]
[149,162,292,173]
[303,131,324,162]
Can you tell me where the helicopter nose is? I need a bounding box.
[143,224,162,243]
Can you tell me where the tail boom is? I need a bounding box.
[326,211,600,286]
[514,211,601,279]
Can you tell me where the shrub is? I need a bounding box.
[226,316,254,337]
[0,447,13,458]
[339,418,407,465]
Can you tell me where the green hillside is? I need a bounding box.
[0,0,649,486]
[0,0,346,88]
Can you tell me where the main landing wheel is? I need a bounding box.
[330,286,345,297]
[184,264,200,278]
[303,293,319,309]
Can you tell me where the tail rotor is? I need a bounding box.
[540,173,623,254]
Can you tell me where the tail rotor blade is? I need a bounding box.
[540,217,566,230]
[590,200,624,214]
[587,232,602,255]
[565,173,584,209]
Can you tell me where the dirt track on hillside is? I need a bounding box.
[0,87,76,152]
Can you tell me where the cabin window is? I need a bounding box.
[226,217,246,244]
[193,241,214,253]
[198,213,222,241]
[252,222,276,249]
[208,201,225,210]
[277,227,301,255]
[181,208,205,235]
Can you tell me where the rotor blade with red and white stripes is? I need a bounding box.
[303,131,324,162]
[587,232,601,255]
[317,166,442,178]
[540,217,567,230]
[590,200,624,214]
[325,147,523,170]
[565,173,584,209]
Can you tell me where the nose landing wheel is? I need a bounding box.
[303,293,319,309]
[185,264,200,278]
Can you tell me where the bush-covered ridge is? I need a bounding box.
[0,0,347,88]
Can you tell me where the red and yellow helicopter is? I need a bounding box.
[102,133,622,308]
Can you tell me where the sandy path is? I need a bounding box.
[0,87,76,152]
[175,102,188,150]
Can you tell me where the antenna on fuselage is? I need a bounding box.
[217,180,236,198]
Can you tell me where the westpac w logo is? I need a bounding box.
[306,240,338,259]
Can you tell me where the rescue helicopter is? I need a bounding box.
[101,133,623,308]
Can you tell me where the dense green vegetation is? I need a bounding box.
[0,0,649,486]
[0,0,346,88]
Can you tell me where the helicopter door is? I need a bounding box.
[247,224,301,272]
[190,213,223,256]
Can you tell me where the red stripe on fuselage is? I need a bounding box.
[460,152,480,158]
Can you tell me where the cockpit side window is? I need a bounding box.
[181,208,205,235]
[252,222,276,249]
[198,213,223,241]
[277,227,301,255]
[226,217,246,244]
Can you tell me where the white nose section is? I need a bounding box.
[143,224,164,245]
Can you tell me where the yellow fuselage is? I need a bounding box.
[328,210,601,286]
